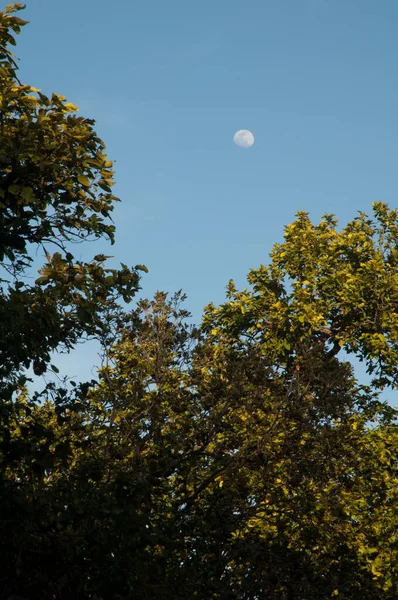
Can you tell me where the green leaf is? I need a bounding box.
[35,276,48,285]
[21,187,35,203]
[8,184,20,195]
[135,264,148,273]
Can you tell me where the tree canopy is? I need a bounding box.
[0,4,397,600]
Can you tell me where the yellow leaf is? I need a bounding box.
[64,102,78,112]
[77,175,90,187]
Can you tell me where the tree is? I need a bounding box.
[0,3,145,394]
[187,203,398,598]
[39,205,395,598]
[0,5,145,598]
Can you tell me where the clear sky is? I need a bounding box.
[16,0,398,395]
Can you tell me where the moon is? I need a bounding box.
[233,129,254,148]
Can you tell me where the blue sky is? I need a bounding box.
[16,1,398,395]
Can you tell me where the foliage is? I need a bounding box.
[0,4,397,600]
[5,206,397,598]
[0,3,145,396]
[0,5,142,597]
[77,203,397,599]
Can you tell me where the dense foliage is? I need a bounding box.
[0,5,397,599]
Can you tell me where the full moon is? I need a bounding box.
[233,129,254,148]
